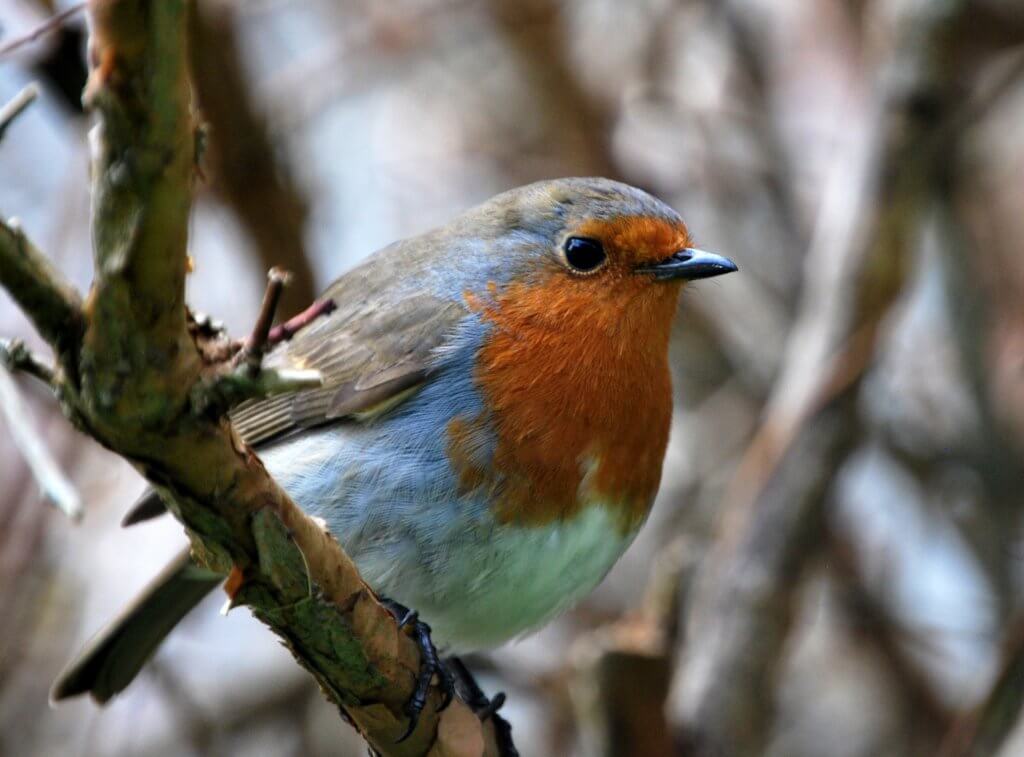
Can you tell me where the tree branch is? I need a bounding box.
[0,1,506,753]
[0,219,83,361]
[0,83,39,140]
[571,540,700,757]
[0,338,55,386]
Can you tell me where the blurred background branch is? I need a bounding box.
[189,0,317,319]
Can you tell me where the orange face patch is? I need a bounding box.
[450,221,685,532]
[572,215,691,269]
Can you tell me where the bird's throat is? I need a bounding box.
[451,276,680,532]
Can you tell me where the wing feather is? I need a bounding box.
[230,243,465,446]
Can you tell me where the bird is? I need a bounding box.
[51,177,737,737]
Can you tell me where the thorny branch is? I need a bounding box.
[0,1,508,754]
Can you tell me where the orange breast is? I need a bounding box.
[449,259,682,533]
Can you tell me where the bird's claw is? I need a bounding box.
[381,599,455,743]
[448,656,518,757]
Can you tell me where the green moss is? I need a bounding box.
[249,509,390,701]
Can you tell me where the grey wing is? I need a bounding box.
[231,292,462,445]
[124,237,465,525]
[231,237,464,445]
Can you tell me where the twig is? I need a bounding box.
[191,268,321,416]
[267,298,337,345]
[241,267,292,368]
[0,219,82,358]
[0,3,87,58]
[0,84,39,141]
[0,361,82,521]
[0,339,55,386]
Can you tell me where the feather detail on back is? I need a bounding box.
[230,249,465,445]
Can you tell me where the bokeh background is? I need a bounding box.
[1,0,1024,755]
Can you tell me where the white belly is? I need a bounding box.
[351,504,639,653]
[260,428,643,654]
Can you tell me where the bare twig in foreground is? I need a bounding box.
[240,267,292,367]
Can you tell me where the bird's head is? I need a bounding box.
[446,177,737,331]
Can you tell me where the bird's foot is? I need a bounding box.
[448,656,518,757]
[380,598,455,742]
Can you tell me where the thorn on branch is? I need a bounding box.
[189,269,325,416]
[241,267,293,371]
[0,83,39,141]
[267,297,337,345]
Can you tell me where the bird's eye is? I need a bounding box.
[563,237,607,274]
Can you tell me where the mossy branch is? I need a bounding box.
[0,1,504,754]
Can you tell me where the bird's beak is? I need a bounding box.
[636,248,738,281]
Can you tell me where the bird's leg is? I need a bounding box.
[447,656,518,757]
[379,598,454,742]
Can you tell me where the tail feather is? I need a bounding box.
[51,549,221,703]
[120,487,168,527]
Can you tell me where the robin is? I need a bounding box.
[51,177,737,736]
